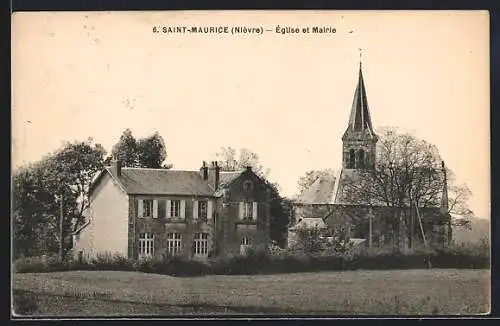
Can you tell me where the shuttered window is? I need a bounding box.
[143,200,153,218]
[198,201,208,219]
[170,200,181,217]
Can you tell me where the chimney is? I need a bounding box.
[215,161,220,190]
[245,165,252,171]
[208,161,221,190]
[200,161,208,180]
[113,160,122,177]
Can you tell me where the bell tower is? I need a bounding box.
[341,59,378,170]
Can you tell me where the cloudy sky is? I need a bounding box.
[12,11,490,219]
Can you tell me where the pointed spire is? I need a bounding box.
[345,55,375,138]
[440,161,449,215]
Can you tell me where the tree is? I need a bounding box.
[110,129,139,167]
[341,127,473,248]
[297,169,336,195]
[12,139,106,258]
[214,146,269,177]
[13,161,59,257]
[212,146,289,247]
[108,129,172,169]
[290,225,325,254]
[137,132,172,169]
[52,138,106,230]
[446,170,474,230]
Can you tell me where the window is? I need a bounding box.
[243,202,253,219]
[348,149,355,168]
[358,149,365,168]
[170,200,181,217]
[240,236,251,255]
[158,200,166,218]
[193,233,209,256]
[243,180,253,192]
[166,232,182,255]
[138,232,154,258]
[198,201,208,220]
[143,200,153,218]
[240,202,257,221]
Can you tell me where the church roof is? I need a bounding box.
[333,169,387,206]
[342,64,377,141]
[294,173,337,204]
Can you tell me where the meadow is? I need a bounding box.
[12,269,490,316]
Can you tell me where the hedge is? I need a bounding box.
[13,245,489,276]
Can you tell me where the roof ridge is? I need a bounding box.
[121,167,199,173]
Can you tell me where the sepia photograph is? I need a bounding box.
[11,10,490,317]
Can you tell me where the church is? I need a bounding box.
[288,62,452,250]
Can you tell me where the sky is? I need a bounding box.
[11,11,490,219]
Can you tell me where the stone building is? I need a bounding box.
[72,161,272,260]
[289,63,452,249]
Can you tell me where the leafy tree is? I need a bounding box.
[212,146,289,247]
[52,138,106,229]
[137,132,172,169]
[108,129,172,169]
[12,139,106,258]
[110,129,139,167]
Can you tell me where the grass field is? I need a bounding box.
[12,269,490,316]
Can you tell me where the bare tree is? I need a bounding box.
[213,146,269,177]
[341,128,473,248]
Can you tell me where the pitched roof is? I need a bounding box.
[333,168,385,205]
[342,64,377,141]
[106,167,215,196]
[294,173,337,204]
[219,171,241,187]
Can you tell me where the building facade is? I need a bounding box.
[73,161,272,260]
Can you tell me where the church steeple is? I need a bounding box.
[343,61,377,140]
[440,161,449,215]
[440,160,453,243]
[342,57,378,170]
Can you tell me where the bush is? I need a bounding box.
[13,255,68,273]
[12,243,489,276]
[87,253,135,271]
[135,255,211,277]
